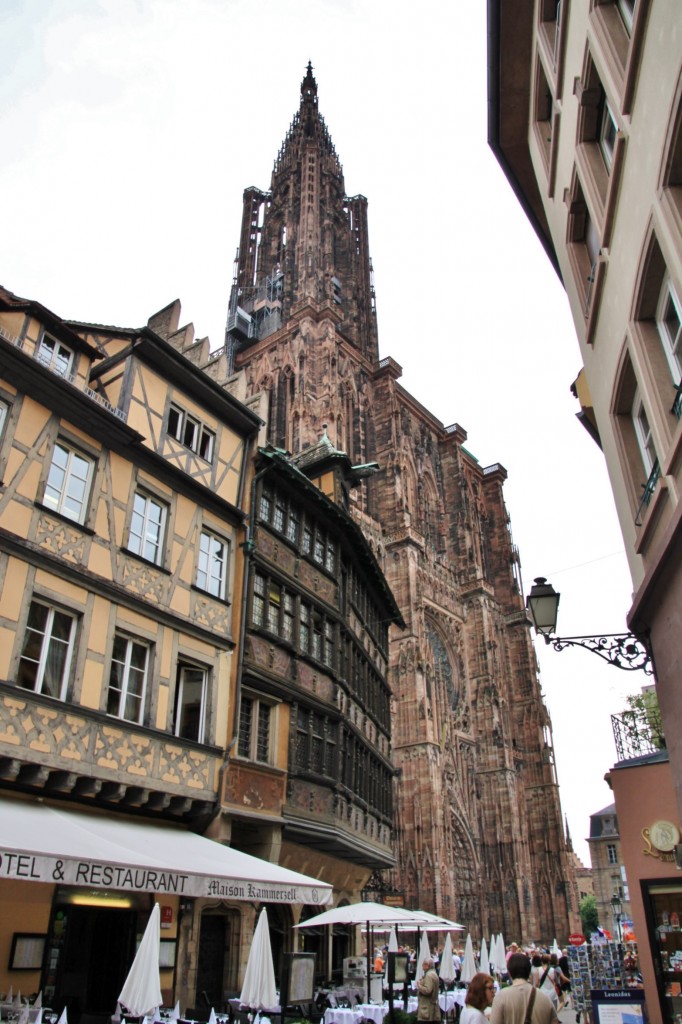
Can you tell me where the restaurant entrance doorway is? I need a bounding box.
[44,900,137,1024]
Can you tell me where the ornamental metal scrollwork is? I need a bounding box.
[548,633,652,674]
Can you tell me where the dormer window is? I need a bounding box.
[37,334,74,378]
[167,403,215,462]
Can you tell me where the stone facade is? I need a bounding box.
[216,64,579,943]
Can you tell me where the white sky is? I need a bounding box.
[0,0,641,867]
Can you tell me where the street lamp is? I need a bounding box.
[610,893,623,942]
[526,578,653,674]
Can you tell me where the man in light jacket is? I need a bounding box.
[491,954,559,1024]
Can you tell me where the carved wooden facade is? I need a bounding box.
[218,65,580,942]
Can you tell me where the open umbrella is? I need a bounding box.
[439,934,456,985]
[479,937,490,975]
[118,903,162,1017]
[460,934,476,984]
[240,908,277,1012]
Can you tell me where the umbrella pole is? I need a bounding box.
[366,923,372,1005]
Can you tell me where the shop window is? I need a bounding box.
[108,633,150,723]
[128,490,167,565]
[174,663,208,743]
[17,599,77,700]
[43,440,94,525]
[196,530,228,600]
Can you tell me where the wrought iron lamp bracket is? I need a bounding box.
[542,632,653,674]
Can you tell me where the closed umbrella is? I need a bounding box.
[496,934,507,973]
[439,934,456,985]
[414,930,432,983]
[551,939,561,957]
[240,908,277,1012]
[479,938,490,975]
[118,903,162,1017]
[384,927,399,989]
[460,934,476,984]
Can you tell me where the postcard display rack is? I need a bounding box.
[568,943,626,1013]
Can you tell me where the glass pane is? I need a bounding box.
[176,667,205,742]
[239,696,253,757]
[256,704,271,761]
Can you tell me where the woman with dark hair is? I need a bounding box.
[531,954,559,1008]
[461,973,495,1024]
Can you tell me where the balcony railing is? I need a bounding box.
[635,459,660,526]
[612,705,665,761]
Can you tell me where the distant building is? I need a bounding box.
[587,803,630,931]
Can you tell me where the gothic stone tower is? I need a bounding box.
[225,64,578,942]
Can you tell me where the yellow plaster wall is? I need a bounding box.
[0,879,53,998]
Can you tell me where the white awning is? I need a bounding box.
[0,799,332,905]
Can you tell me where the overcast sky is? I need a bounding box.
[0,0,641,870]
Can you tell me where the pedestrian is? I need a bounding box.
[417,957,441,1024]
[557,951,571,1011]
[490,953,559,1024]
[461,973,495,1024]
[530,954,558,1009]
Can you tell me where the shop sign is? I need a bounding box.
[0,850,324,904]
[643,820,681,863]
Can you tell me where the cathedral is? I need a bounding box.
[220,63,578,942]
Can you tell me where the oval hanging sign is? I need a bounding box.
[568,933,586,945]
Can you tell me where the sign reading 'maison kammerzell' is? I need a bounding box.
[0,850,324,904]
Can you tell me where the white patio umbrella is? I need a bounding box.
[438,934,457,985]
[479,937,490,975]
[497,933,507,972]
[56,1010,67,1024]
[384,927,399,989]
[118,903,162,1017]
[414,930,433,983]
[551,939,561,957]
[239,908,277,1012]
[460,934,476,984]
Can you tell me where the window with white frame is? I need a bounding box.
[36,334,74,378]
[238,694,273,763]
[128,491,167,565]
[656,274,682,383]
[167,404,215,462]
[17,599,76,700]
[0,398,8,437]
[174,663,208,742]
[43,440,93,524]
[607,843,618,864]
[632,389,657,475]
[108,633,150,723]
[196,531,228,599]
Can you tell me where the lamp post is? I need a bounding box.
[610,893,623,942]
[526,578,653,674]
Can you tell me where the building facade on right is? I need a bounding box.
[488,1,682,826]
